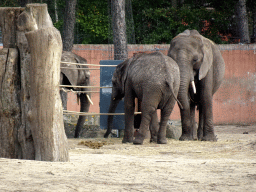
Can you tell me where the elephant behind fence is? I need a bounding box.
[60,51,92,138]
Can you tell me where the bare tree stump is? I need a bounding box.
[0,7,24,48]
[0,4,69,161]
[16,4,52,160]
[16,28,35,160]
[25,27,69,161]
[21,4,68,161]
[0,48,21,158]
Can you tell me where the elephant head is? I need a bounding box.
[104,58,133,138]
[168,29,214,95]
[60,51,92,138]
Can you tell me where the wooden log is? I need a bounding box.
[16,29,35,160]
[0,48,21,158]
[22,4,69,161]
[0,7,24,48]
[0,4,68,161]
[25,27,69,161]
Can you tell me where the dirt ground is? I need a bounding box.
[1,125,256,192]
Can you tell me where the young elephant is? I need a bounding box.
[104,52,180,144]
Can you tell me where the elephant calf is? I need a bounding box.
[104,52,180,144]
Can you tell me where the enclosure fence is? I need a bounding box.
[60,61,141,116]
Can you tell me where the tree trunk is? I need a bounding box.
[0,48,21,159]
[235,0,250,44]
[0,7,25,48]
[21,4,69,161]
[252,7,256,43]
[25,26,69,161]
[0,7,28,159]
[111,0,128,60]
[62,0,77,51]
[0,4,69,161]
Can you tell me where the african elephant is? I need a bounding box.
[167,29,225,141]
[104,52,181,144]
[60,51,92,138]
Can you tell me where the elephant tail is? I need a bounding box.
[165,80,183,110]
[170,86,183,110]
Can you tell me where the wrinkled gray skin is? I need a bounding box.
[60,51,91,138]
[104,52,180,145]
[168,29,225,141]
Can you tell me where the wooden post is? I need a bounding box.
[0,8,24,48]
[20,4,69,161]
[0,48,21,159]
[0,4,69,161]
[0,7,25,159]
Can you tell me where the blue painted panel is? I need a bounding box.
[100,60,124,130]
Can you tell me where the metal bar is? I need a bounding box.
[60,67,100,70]
[60,85,112,89]
[63,110,142,116]
[61,61,117,67]
[60,89,100,93]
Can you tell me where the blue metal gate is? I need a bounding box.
[100,60,124,130]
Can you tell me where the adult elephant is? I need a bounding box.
[60,51,92,138]
[167,29,225,141]
[104,52,181,145]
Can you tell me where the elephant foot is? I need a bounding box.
[197,132,203,141]
[157,137,167,144]
[201,134,217,142]
[179,134,193,141]
[104,133,109,138]
[150,136,157,143]
[133,132,145,145]
[122,138,133,143]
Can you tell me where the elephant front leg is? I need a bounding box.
[74,93,90,138]
[122,94,135,143]
[179,108,194,141]
[201,96,217,141]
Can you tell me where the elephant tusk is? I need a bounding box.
[191,81,196,94]
[86,94,94,105]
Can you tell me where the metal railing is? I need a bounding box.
[60,61,141,116]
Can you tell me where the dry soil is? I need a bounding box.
[1,125,256,192]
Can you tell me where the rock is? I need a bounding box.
[166,120,182,140]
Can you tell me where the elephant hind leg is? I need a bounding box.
[133,103,157,145]
[157,100,175,144]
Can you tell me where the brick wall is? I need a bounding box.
[68,44,256,125]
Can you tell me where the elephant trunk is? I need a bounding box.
[74,92,90,138]
[104,97,121,138]
[177,57,194,110]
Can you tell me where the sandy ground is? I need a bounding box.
[1,125,256,192]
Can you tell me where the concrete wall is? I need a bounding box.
[63,44,256,125]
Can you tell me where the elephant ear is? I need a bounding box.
[61,51,89,87]
[197,36,214,80]
[61,51,79,86]
[115,58,132,94]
